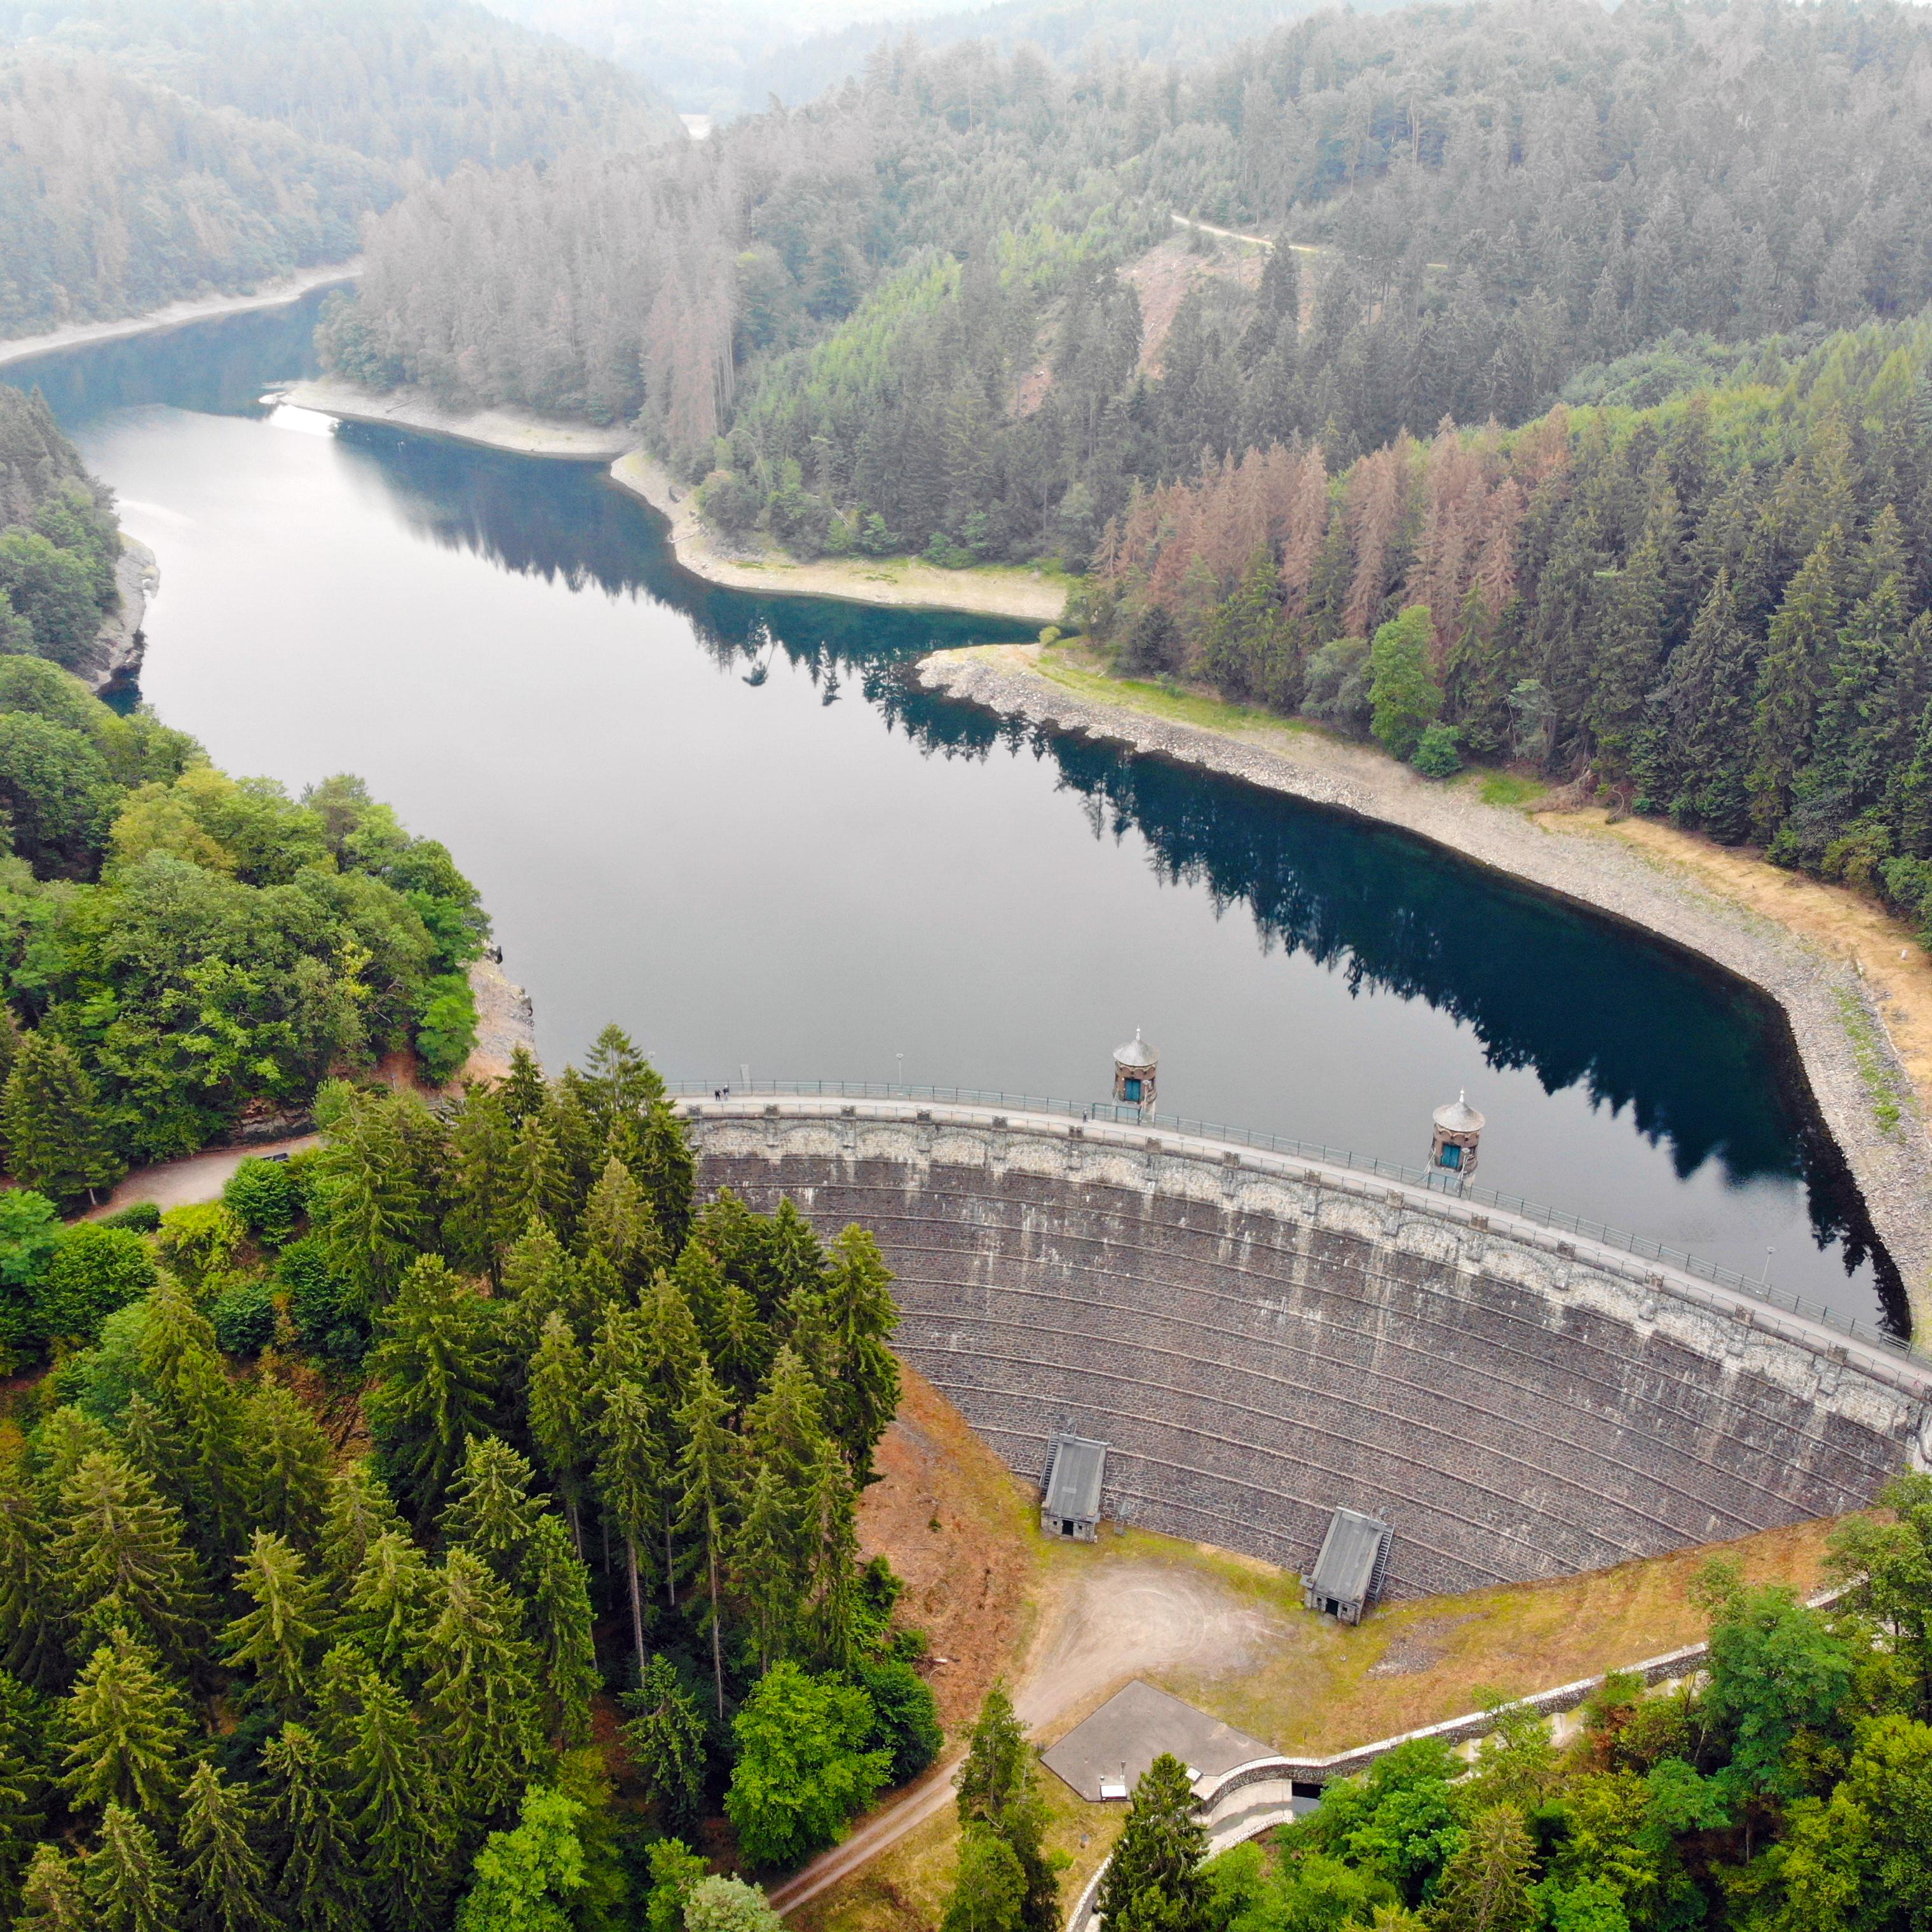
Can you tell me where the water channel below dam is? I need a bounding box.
[3,293,1901,1331]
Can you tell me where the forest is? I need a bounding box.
[0,0,681,337]
[0,1027,929,1929]
[932,1480,1932,1932]
[0,383,486,1172]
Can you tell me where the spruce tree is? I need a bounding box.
[84,1802,182,1932]
[520,1514,598,1749]
[419,1548,543,1821]
[595,1382,666,1678]
[623,1654,707,1832]
[582,1155,667,1291]
[956,1684,1055,1932]
[59,1626,192,1817]
[51,1452,210,1670]
[132,1284,248,1558]
[1748,529,1842,840]
[510,1112,573,1239]
[239,1384,333,1549]
[13,1842,86,1932]
[444,1085,520,1286]
[343,1530,439,1690]
[261,1723,364,1932]
[1,1035,122,1206]
[223,1532,327,1713]
[318,1462,408,1596]
[793,1227,900,1485]
[675,1361,737,1718]
[440,1436,542,1588]
[344,1666,447,1932]
[365,1255,503,1523]
[1094,1754,1210,1932]
[498,1046,548,1129]
[179,1760,274,1932]
[942,1828,1028,1932]
[527,1312,593,1554]
[1427,1804,1536,1932]
[0,1463,64,1689]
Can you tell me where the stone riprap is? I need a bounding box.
[681,1098,1932,1598]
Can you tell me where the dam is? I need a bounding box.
[678,1091,1932,1599]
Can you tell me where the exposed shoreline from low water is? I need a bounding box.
[275,379,1069,622]
[919,643,1932,1336]
[0,262,362,371]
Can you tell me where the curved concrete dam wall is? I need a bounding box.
[679,1098,1932,1598]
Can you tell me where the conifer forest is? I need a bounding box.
[11,0,1932,1928]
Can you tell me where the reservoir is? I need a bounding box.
[4,296,1900,1330]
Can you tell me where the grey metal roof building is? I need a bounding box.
[1302,1507,1392,1624]
[1040,1432,1109,1541]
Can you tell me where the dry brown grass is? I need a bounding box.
[803,1382,1853,1932]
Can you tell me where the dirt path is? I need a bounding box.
[0,263,362,369]
[86,1134,318,1219]
[771,1557,1281,1915]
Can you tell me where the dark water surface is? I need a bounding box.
[3,301,1900,1328]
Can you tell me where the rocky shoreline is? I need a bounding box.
[77,538,159,696]
[919,644,1932,1335]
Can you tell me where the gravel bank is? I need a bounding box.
[920,644,1932,1333]
[0,262,361,370]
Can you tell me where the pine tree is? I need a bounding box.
[1,1034,123,1205]
[365,1255,503,1524]
[14,1843,86,1932]
[59,1626,192,1817]
[520,1514,598,1749]
[527,1312,593,1554]
[675,1361,738,1719]
[223,1532,327,1713]
[1094,1755,1210,1932]
[179,1760,274,1932]
[623,1654,707,1832]
[51,1452,210,1670]
[85,1803,182,1932]
[955,1684,1055,1932]
[239,1384,333,1549]
[261,1723,364,1932]
[419,1548,543,1821]
[1427,1804,1536,1932]
[344,1666,447,1932]
[440,1437,542,1588]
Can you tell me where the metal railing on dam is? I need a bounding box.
[664,1079,1924,1367]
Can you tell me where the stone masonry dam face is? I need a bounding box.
[680,1099,1932,1598]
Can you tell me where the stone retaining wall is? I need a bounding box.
[683,1099,1932,1598]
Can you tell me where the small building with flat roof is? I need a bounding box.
[1302,1507,1393,1624]
[1040,1432,1108,1541]
[1042,1680,1276,1802]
